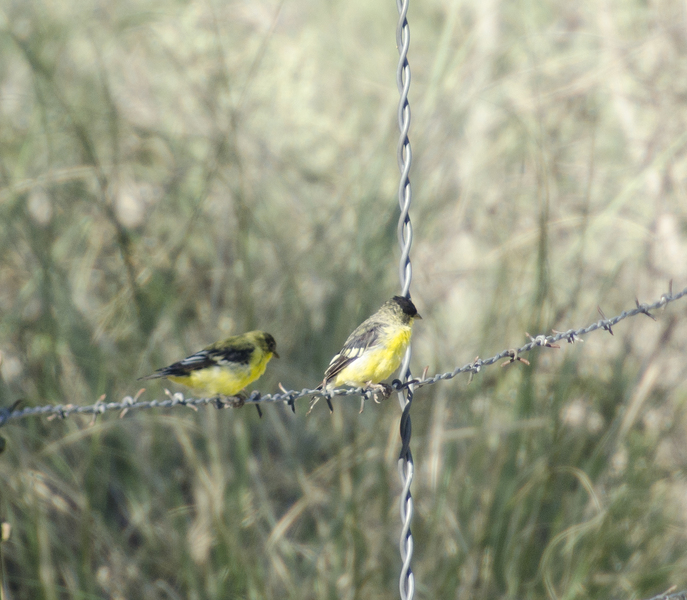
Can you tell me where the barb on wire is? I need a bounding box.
[0,285,686,429]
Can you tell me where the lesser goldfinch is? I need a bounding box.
[313,296,421,412]
[139,331,279,401]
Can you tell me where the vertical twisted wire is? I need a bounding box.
[395,0,415,598]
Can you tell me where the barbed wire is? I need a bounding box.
[646,591,687,600]
[394,0,415,596]
[0,285,684,429]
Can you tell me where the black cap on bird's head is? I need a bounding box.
[389,295,421,321]
[260,332,280,358]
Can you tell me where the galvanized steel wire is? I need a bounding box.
[1,287,685,427]
[646,591,687,600]
[395,0,416,597]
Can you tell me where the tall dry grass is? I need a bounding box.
[1,0,687,598]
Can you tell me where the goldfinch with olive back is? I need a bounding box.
[313,296,421,412]
[140,331,278,399]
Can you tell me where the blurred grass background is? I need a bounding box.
[1,0,687,598]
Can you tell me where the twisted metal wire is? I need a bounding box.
[646,592,687,600]
[0,287,685,428]
[395,0,415,597]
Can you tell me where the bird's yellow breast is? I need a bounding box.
[333,324,412,387]
[169,352,272,397]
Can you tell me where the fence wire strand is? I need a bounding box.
[1,286,685,429]
[646,591,687,600]
[395,0,415,597]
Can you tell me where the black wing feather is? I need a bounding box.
[204,346,253,366]
[141,346,253,380]
[322,319,383,384]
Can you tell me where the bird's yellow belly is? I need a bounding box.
[169,360,267,397]
[334,325,412,387]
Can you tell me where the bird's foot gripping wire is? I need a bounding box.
[214,393,245,409]
[367,382,392,402]
[211,392,265,417]
[359,382,392,412]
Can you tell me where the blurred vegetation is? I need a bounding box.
[1,0,687,598]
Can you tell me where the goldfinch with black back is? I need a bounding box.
[313,296,421,412]
[140,331,279,406]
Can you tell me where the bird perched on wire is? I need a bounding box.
[139,331,278,413]
[312,295,421,413]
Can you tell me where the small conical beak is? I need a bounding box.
[415,313,422,320]
[272,350,280,359]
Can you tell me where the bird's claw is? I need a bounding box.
[226,393,246,409]
[364,382,392,404]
